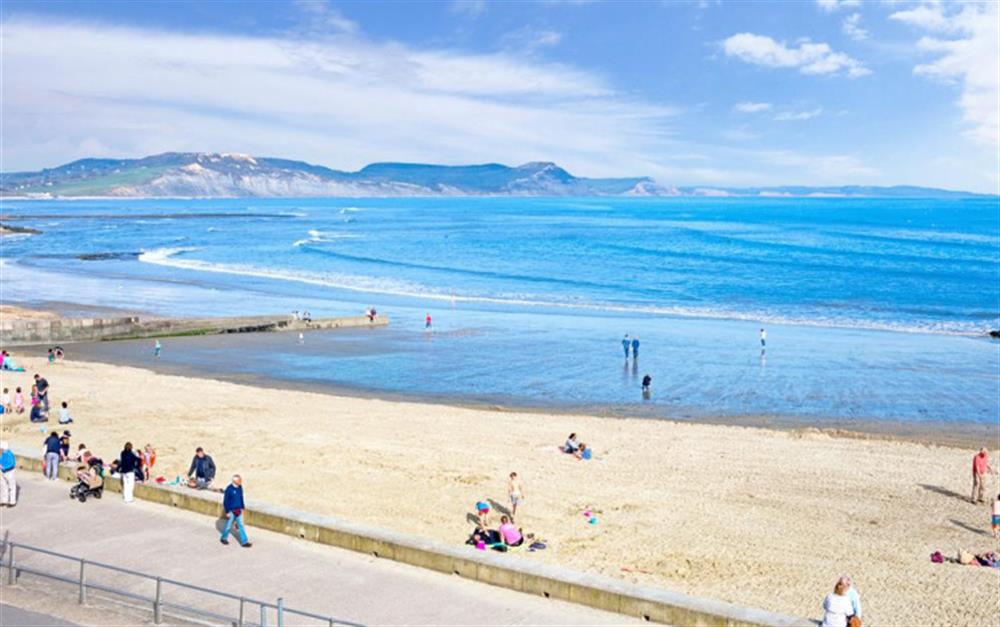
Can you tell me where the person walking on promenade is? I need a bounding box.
[43,431,62,480]
[621,335,630,359]
[119,442,141,503]
[972,447,994,504]
[0,442,17,507]
[631,336,640,360]
[188,447,216,490]
[221,475,252,547]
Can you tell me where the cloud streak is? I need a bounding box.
[722,33,871,78]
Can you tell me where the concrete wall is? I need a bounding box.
[12,453,810,627]
[1,314,387,347]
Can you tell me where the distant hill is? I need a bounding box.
[0,152,989,198]
[0,153,659,198]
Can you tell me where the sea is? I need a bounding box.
[2,196,997,438]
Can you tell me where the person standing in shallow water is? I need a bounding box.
[760,328,767,348]
[154,340,162,357]
[425,313,432,329]
[621,335,630,359]
[631,336,640,360]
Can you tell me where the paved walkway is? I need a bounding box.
[1,603,78,626]
[1,473,637,626]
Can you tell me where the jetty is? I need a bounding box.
[0,313,387,347]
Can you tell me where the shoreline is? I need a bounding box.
[66,341,998,450]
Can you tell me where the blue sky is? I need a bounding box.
[2,0,997,192]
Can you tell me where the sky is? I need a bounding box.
[1,0,998,192]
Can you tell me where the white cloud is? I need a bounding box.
[816,0,861,12]
[842,13,868,41]
[449,0,487,17]
[891,2,999,149]
[501,27,563,52]
[774,108,823,121]
[292,0,359,34]
[0,18,680,179]
[722,33,871,78]
[733,101,772,113]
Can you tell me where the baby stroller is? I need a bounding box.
[70,459,104,502]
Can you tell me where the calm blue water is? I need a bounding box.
[2,197,998,429]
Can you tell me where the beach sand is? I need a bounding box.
[1,356,997,625]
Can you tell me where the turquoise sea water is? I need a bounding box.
[2,196,997,430]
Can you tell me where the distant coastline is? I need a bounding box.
[2,151,992,199]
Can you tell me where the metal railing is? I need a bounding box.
[0,534,362,627]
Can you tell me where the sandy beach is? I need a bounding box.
[1,355,997,625]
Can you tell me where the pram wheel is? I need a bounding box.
[78,493,86,502]
[93,490,102,499]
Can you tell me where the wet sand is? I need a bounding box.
[1,355,997,625]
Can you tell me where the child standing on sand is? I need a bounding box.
[13,387,24,414]
[993,494,1000,539]
[2,388,10,414]
[508,472,525,521]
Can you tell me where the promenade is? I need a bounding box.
[1,473,637,626]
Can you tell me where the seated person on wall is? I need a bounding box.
[187,447,216,489]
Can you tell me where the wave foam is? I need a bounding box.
[136,247,992,337]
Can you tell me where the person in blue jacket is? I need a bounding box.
[621,335,630,359]
[221,474,252,548]
[631,336,640,360]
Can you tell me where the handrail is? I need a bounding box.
[0,536,363,627]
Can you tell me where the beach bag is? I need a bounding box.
[848,616,861,627]
[930,551,944,563]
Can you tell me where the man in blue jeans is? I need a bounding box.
[220,475,252,548]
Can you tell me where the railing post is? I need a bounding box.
[237,597,245,627]
[260,604,268,626]
[78,559,87,604]
[277,597,284,627]
[6,545,14,585]
[154,577,163,624]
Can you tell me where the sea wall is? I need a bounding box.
[12,452,810,627]
[0,314,387,347]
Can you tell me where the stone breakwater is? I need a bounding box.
[0,313,388,347]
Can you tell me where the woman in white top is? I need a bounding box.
[821,580,854,627]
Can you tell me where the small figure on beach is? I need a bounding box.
[760,328,767,348]
[820,578,854,627]
[154,339,162,358]
[425,313,432,329]
[1,388,10,414]
[303,310,312,322]
[221,475,252,547]
[574,443,592,460]
[972,447,994,504]
[992,494,1000,539]
[621,335,630,359]
[475,500,491,527]
[187,446,216,490]
[564,433,580,454]
[43,431,61,480]
[48,348,56,364]
[30,393,47,423]
[34,373,49,411]
[59,430,71,459]
[58,401,73,424]
[119,441,141,503]
[498,515,524,547]
[142,444,157,484]
[13,387,24,414]
[0,442,17,507]
[366,307,377,321]
[642,374,652,393]
[631,336,640,360]
[508,472,524,520]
